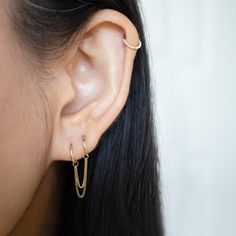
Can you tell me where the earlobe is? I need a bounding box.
[48,9,141,165]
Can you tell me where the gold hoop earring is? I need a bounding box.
[123,38,142,50]
[70,135,89,198]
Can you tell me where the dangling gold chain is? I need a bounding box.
[70,135,89,199]
[73,154,89,198]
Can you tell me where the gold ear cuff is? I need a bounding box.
[123,38,142,50]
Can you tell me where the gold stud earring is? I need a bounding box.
[70,135,89,198]
[123,38,142,50]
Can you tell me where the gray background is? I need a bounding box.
[141,0,236,235]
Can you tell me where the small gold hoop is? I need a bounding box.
[70,144,75,162]
[82,135,89,158]
[70,144,79,167]
[123,38,142,50]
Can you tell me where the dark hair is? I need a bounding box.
[9,0,165,235]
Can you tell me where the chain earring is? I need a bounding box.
[70,135,89,198]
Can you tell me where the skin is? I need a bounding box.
[0,1,140,235]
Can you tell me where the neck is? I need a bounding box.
[9,161,60,236]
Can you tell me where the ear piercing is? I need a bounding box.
[123,38,142,50]
[70,135,89,199]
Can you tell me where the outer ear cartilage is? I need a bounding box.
[123,38,142,50]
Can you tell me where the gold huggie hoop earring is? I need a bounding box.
[70,135,89,198]
[123,38,142,50]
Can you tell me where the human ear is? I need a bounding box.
[47,9,140,165]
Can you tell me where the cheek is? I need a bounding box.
[0,7,51,235]
[0,50,48,234]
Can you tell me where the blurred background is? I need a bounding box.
[141,0,236,235]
